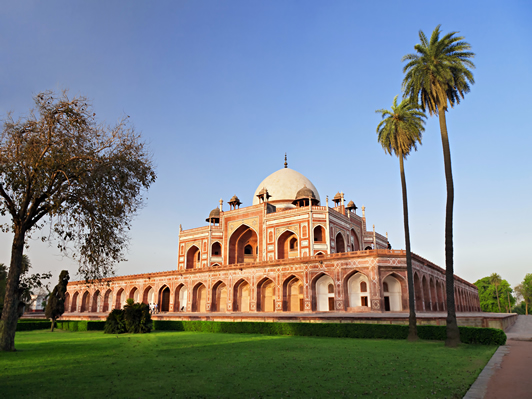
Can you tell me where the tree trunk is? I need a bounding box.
[399,156,417,341]
[438,108,460,347]
[50,318,55,332]
[0,227,26,351]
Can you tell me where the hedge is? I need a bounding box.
[56,320,106,332]
[152,320,506,345]
[16,320,53,331]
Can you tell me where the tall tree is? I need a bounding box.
[514,274,532,315]
[474,276,513,313]
[45,271,70,332]
[402,25,475,347]
[0,91,156,351]
[376,95,426,341]
[489,273,502,312]
[0,263,6,316]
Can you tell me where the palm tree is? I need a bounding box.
[489,273,502,312]
[376,95,426,341]
[402,25,475,347]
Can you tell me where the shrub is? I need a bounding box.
[152,320,505,345]
[16,320,53,331]
[104,300,152,334]
[56,320,105,332]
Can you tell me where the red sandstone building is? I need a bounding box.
[64,162,480,316]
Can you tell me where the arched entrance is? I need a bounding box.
[335,233,345,253]
[115,288,125,309]
[71,292,79,312]
[211,281,227,312]
[278,230,298,259]
[350,229,360,251]
[129,287,140,303]
[430,278,438,311]
[422,276,431,311]
[192,283,207,312]
[283,276,303,312]
[80,292,90,312]
[143,286,155,305]
[229,225,258,264]
[383,275,402,311]
[186,246,201,269]
[174,284,188,312]
[91,290,101,312]
[103,289,113,312]
[64,293,71,313]
[159,286,170,312]
[414,273,423,311]
[314,274,335,311]
[313,225,325,243]
[233,279,250,312]
[347,272,369,308]
[257,278,275,312]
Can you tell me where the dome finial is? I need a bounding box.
[284,153,287,168]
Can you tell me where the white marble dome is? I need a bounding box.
[252,168,321,206]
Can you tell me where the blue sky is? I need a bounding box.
[1,1,531,290]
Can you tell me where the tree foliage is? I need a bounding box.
[514,274,532,315]
[474,276,515,313]
[45,270,70,331]
[402,25,475,348]
[376,95,426,341]
[0,91,156,351]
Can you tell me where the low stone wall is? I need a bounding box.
[59,311,519,331]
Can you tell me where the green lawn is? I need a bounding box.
[0,330,496,398]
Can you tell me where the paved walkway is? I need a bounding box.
[464,315,532,399]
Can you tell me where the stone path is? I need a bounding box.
[464,315,532,399]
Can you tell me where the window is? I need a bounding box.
[361,296,368,306]
[290,237,298,250]
[383,282,389,292]
[360,281,367,292]
[328,284,334,294]
[244,245,253,255]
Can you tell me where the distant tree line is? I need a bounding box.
[474,273,532,315]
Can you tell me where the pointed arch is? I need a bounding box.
[430,278,438,311]
[115,288,125,309]
[233,278,251,312]
[422,276,430,311]
[186,245,201,269]
[350,229,360,251]
[64,292,71,313]
[311,273,335,311]
[313,225,325,243]
[102,289,113,312]
[143,286,155,304]
[80,291,90,312]
[91,290,101,312]
[277,230,298,260]
[129,287,140,303]
[174,284,188,312]
[282,275,303,312]
[211,280,228,312]
[228,224,258,264]
[413,273,423,311]
[256,277,275,312]
[192,282,207,312]
[158,285,171,312]
[382,274,403,311]
[335,232,346,253]
[211,241,222,256]
[71,291,79,312]
[345,271,370,309]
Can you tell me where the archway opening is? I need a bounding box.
[422,276,431,311]
[283,276,303,312]
[174,284,188,312]
[80,292,89,312]
[314,274,335,311]
[430,278,438,311]
[103,289,113,312]
[347,272,369,308]
[350,229,360,251]
[233,280,250,312]
[211,281,227,312]
[211,242,221,256]
[192,284,207,312]
[335,233,345,253]
[159,286,170,312]
[143,286,155,305]
[91,290,101,312]
[414,274,423,311]
[257,278,275,312]
[314,225,325,242]
[186,246,201,269]
[278,231,298,260]
[115,288,125,309]
[129,287,140,303]
[71,292,79,312]
[229,225,258,264]
[383,275,402,311]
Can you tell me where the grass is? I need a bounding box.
[0,330,497,398]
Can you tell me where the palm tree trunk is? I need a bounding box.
[0,227,26,351]
[438,107,460,347]
[399,156,417,341]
